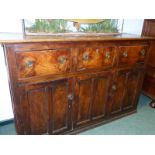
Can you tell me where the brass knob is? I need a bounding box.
[25,60,34,68]
[58,56,67,64]
[105,51,111,59]
[68,93,74,100]
[140,49,145,56]
[83,52,89,61]
[123,51,128,57]
[112,85,117,91]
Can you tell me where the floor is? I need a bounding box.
[0,94,155,135]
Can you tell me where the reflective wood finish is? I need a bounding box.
[118,45,147,67]
[3,35,151,134]
[77,47,116,71]
[15,49,71,78]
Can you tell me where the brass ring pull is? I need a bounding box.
[58,56,67,64]
[105,51,111,59]
[68,93,74,100]
[83,52,89,61]
[112,84,117,91]
[25,60,34,68]
[140,49,145,56]
[123,51,128,57]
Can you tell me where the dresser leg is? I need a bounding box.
[149,101,155,108]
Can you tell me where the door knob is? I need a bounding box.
[68,93,74,100]
[140,49,145,56]
[112,84,117,91]
[83,52,89,61]
[123,51,128,57]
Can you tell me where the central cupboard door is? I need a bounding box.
[73,72,113,128]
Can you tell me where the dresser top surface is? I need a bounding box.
[0,32,155,44]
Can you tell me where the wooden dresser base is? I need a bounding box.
[2,34,153,135]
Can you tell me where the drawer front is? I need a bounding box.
[77,47,116,71]
[118,45,147,67]
[15,49,71,78]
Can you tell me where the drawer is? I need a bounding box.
[118,45,147,67]
[15,49,71,78]
[77,47,116,71]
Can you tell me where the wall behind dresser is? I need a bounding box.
[0,45,13,121]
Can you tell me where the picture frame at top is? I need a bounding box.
[22,19,123,37]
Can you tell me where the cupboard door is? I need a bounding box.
[122,69,144,110]
[109,68,144,117]
[73,72,112,128]
[17,78,72,135]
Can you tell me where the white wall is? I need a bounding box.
[0,19,22,33]
[0,46,13,121]
[123,19,144,35]
[0,20,22,121]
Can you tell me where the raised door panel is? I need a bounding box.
[17,85,49,135]
[91,73,112,121]
[73,72,112,128]
[122,69,144,110]
[28,87,48,134]
[48,79,72,134]
[73,75,93,128]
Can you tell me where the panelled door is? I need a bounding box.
[109,68,145,117]
[73,72,113,129]
[17,78,72,135]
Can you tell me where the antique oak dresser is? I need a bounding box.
[0,33,154,134]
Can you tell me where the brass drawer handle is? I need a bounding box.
[140,49,145,56]
[112,84,117,91]
[83,52,89,61]
[58,56,67,64]
[25,60,34,68]
[123,51,128,57]
[105,51,111,59]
